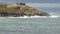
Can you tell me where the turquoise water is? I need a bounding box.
[0,3,60,34]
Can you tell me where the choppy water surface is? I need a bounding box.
[0,3,60,34]
[0,18,60,34]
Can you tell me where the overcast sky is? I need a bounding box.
[0,0,60,3]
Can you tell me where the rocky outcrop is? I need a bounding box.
[0,3,50,17]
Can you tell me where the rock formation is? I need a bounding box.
[0,3,50,17]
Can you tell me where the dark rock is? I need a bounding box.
[0,11,8,17]
[20,3,25,5]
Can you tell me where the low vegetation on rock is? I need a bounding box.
[0,3,50,17]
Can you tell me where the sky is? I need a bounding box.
[0,0,60,3]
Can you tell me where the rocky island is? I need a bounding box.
[0,3,50,17]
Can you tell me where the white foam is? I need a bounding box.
[0,15,59,18]
[49,16,59,18]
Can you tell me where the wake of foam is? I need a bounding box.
[49,16,59,18]
[0,15,59,18]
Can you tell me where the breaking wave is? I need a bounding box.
[0,15,59,18]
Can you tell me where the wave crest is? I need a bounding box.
[0,15,59,18]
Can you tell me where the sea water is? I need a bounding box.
[0,3,60,34]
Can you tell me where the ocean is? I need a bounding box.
[0,3,60,34]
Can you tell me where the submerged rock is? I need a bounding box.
[0,3,50,17]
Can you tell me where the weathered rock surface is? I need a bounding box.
[0,3,50,17]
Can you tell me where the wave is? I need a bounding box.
[0,15,59,18]
[49,16,59,18]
